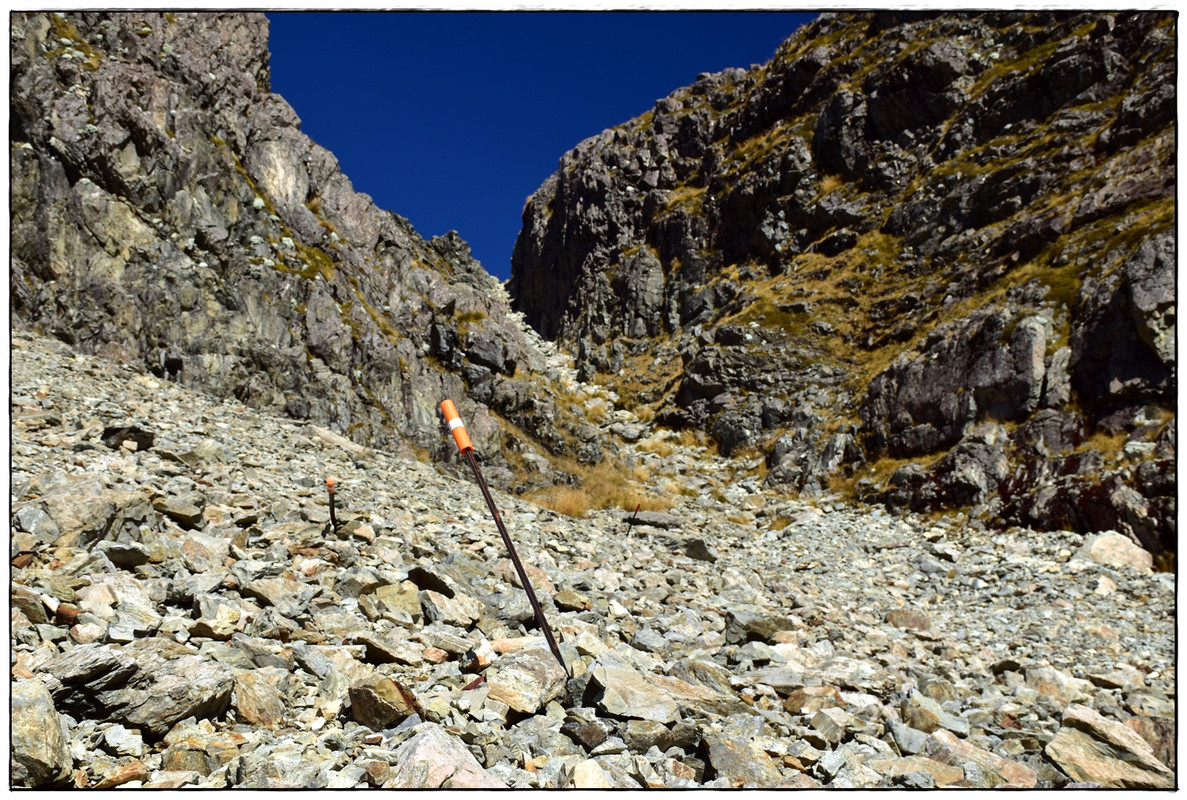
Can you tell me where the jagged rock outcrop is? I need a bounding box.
[9,11,600,493]
[510,11,1175,551]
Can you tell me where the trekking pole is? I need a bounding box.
[439,399,569,676]
[625,502,641,536]
[326,477,340,534]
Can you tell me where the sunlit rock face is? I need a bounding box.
[510,11,1175,549]
[10,11,603,493]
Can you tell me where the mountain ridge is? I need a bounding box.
[9,10,620,498]
[509,10,1175,554]
[8,11,1175,553]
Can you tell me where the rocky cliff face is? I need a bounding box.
[510,11,1175,552]
[10,11,602,492]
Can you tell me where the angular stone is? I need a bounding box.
[161,729,243,776]
[350,631,425,666]
[143,771,203,789]
[111,644,236,736]
[627,510,681,530]
[386,723,506,788]
[702,730,782,787]
[101,724,145,757]
[869,755,965,787]
[349,674,422,731]
[242,576,321,619]
[811,706,857,744]
[96,540,151,568]
[1045,703,1174,788]
[11,583,50,624]
[886,607,932,632]
[889,719,931,755]
[1125,716,1175,772]
[783,685,844,714]
[1074,531,1153,572]
[233,667,290,728]
[591,658,745,723]
[182,530,232,573]
[920,729,1037,788]
[153,492,206,529]
[26,477,123,547]
[553,588,592,612]
[492,558,556,593]
[1024,665,1093,706]
[724,604,798,644]
[95,759,150,788]
[486,645,567,714]
[418,588,481,627]
[371,581,423,621]
[190,602,244,640]
[901,689,969,736]
[684,537,719,562]
[11,679,72,787]
[572,759,615,788]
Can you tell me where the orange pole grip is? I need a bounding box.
[440,399,474,453]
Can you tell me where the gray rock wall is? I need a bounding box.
[508,11,1175,549]
[10,11,598,491]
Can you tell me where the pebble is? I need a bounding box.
[8,330,1176,788]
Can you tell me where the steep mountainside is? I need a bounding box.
[10,11,605,494]
[510,11,1175,553]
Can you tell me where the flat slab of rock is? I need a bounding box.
[590,657,745,723]
[242,576,321,619]
[703,729,783,787]
[1045,703,1174,788]
[919,729,1037,788]
[386,723,505,788]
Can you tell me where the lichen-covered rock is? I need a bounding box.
[11,679,73,787]
[386,723,506,788]
[9,11,601,496]
[1045,703,1175,788]
[509,10,1174,550]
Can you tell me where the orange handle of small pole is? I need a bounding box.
[440,399,474,453]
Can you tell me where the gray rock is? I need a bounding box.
[1045,703,1175,788]
[11,679,72,787]
[590,656,744,723]
[242,576,321,619]
[349,674,422,731]
[387,723,506,788]
[901,689,970,736]
[485,645,568,714]
[96,540,151,568]
[702,727,783,787]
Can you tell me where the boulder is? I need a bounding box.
[348,674,422,730]
[1045,704,1174,788]
[386,723,506,788]
[1074,531,1153,572]
[485,645,568,714]
[11,679,72,787]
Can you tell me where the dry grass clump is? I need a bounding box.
[637,436,676,457]
[526,459,674,518]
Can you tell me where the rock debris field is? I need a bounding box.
[10,329,1175,789]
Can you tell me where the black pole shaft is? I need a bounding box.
[463,450,568,676]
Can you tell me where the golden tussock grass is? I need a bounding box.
[525,459,675,518]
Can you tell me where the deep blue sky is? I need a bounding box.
[267,11,816,281]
